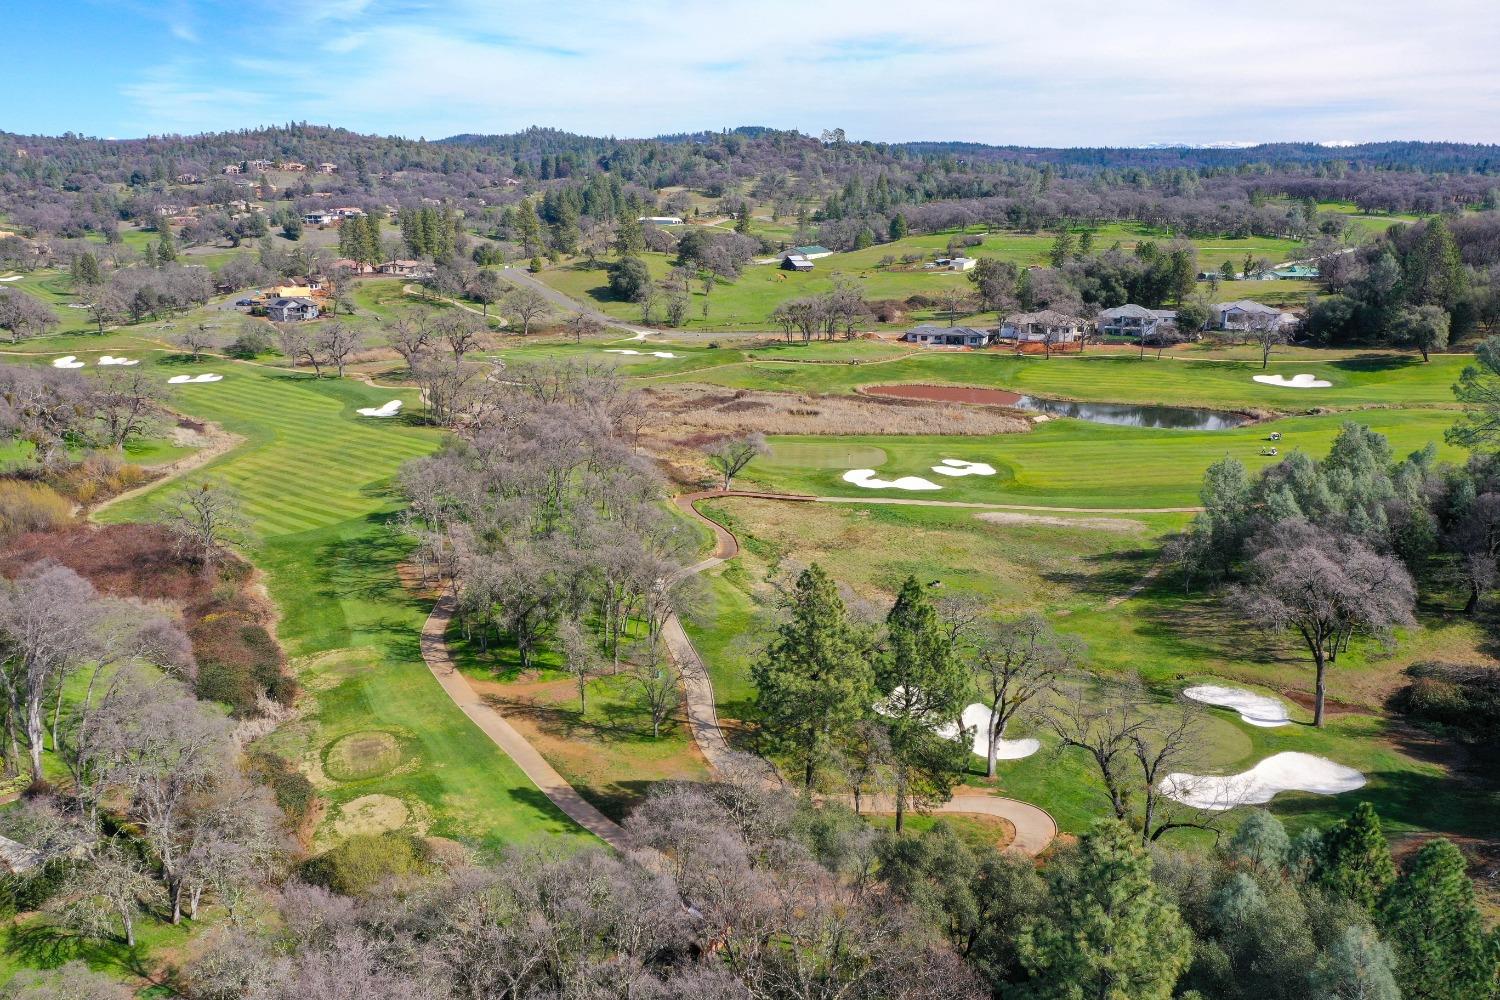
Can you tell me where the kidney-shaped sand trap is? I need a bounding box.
[357,399,403,418]
[1183,684,1290,727]
[875,691,1040,760]
[1160,751,1365,811]
[843,468,942,491]
[98,355,139,366]
[937,703,1041,759]
[1252,372,1332,388]
[167,373,223,383]
[931,459,997,477]
[52,356,85,369]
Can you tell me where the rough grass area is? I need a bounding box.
[686,497,1499,846]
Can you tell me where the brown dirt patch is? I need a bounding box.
[332,793,410,838]
[639,385,1030,439]
[976,511,1148,533]
[865,383,1024,406]
[324,731,404,781]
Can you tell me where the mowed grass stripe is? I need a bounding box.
[94,358,591,850]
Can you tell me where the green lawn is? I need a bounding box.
[741,409,1462,509]
[67,348,592,853]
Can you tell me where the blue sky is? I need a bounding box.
[9,0,1500,145]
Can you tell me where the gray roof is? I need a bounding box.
[1097,304,1177,320]
[268,297,317,308]
[1006,310,1087,327]
[1214,299,1280,314]
[907,325,991,337]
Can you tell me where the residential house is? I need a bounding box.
[1096,304,1178,339]
[265,297,320,322]
[378,259,430,277]
[247,159,273,172]
[316,162,338,174]
[331,206,365,219]
[280,161,307,172]
[500,177,521,187]
[175,173,200,184]
[1213,300,1293,331]
[781,254,814,272]
[302,211,336,226]
[638,216,683,225]
[998,310,1088,344]
[331,258,375,274]
[902,325,994,347]
[788,245,833,260]
[222,164,242,175]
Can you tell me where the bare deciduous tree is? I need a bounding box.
[504,285,552,336]
[313,322,362,378]
[705,433,768,492]
[968,613,1079,778]
[159,481,249,569]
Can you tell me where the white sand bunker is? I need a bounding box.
[51,356,85,369]
[938,703,1041,760]
[357,399,403,418]
[875,692,1039,760]
[0,275,20,282]
[604,348,678,358]
[1160,751,1365,811]
[843,468,942,491]
[1183,684,1290,727]
[1252,372,1332,388]
[167,373,223,384]
[98,355,138,366]
[931,459,997,477]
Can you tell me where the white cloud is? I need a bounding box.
[121,0,1500,143]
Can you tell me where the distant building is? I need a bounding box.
[281,161,307,172]
[789,245,833,259]
[1272,264,1320,279]
[903,325,994,347]
[331,258,375,274]
[316,162,338,174]
[932,256,977,271]
[998,310,1088,343]
[221,164,242,175]
[781,254,814,272]
[302,211,336,226]
[175,173,200,184]
[638,216,683,225]
[331,206,364,219]
[1213,300,1293,331]
[1096,304,1177,339]
[265,297,320,322]
[247,159,273,172]
[378,259,430,277]
[500,177,521,187]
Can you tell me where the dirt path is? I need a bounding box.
[419,591,637,851]
[89,421,244,515]
[669,491,1059,855]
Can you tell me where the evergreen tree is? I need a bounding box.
[614,215,644,257]
[157,223,177,262]
[1020,820,1192,1000]
[889,213,908,241]
[752,564,874,790]
[71,251,101,286]
[734,202,751,236]
[876,577,967,831]
[1049,229,1077,268]
[853,226,875,250]
[1315,802,1397,913]
[1379,838,1500,1000]
[1312,925,1402,1000]
[1406,218,1464,308]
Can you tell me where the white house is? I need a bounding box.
[1213,300,1293,332]
[932,256,977,272]
[999,310,1088,343]
[638,216,683,225]
[302,211,336,226]
[902,325,994,347]
[1096,304,1177,338]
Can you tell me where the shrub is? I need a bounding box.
[226,326,273,359]
[301,832,428,896]
[1390,662,1500,745]
[0,480,72,539]
[607,256,651,301]
[246,750,317,826]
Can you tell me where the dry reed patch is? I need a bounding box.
[976,511,1148,533]
[639,385,1030,438]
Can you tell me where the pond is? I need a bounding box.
[865,384,1251,430]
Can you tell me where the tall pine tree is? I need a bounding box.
[876,576,967,831]
[752,564,873,791]
[1020,820,1192,1000]
[1315,801,1397,912]
[1379,838,1500,1000]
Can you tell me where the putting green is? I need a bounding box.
[767,440,889,469]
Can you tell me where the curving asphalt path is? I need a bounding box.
[669,491,1059,855]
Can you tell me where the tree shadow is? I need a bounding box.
[1040,546,1158,601]
[1325,354,1427,373]
[6,920,154,980]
